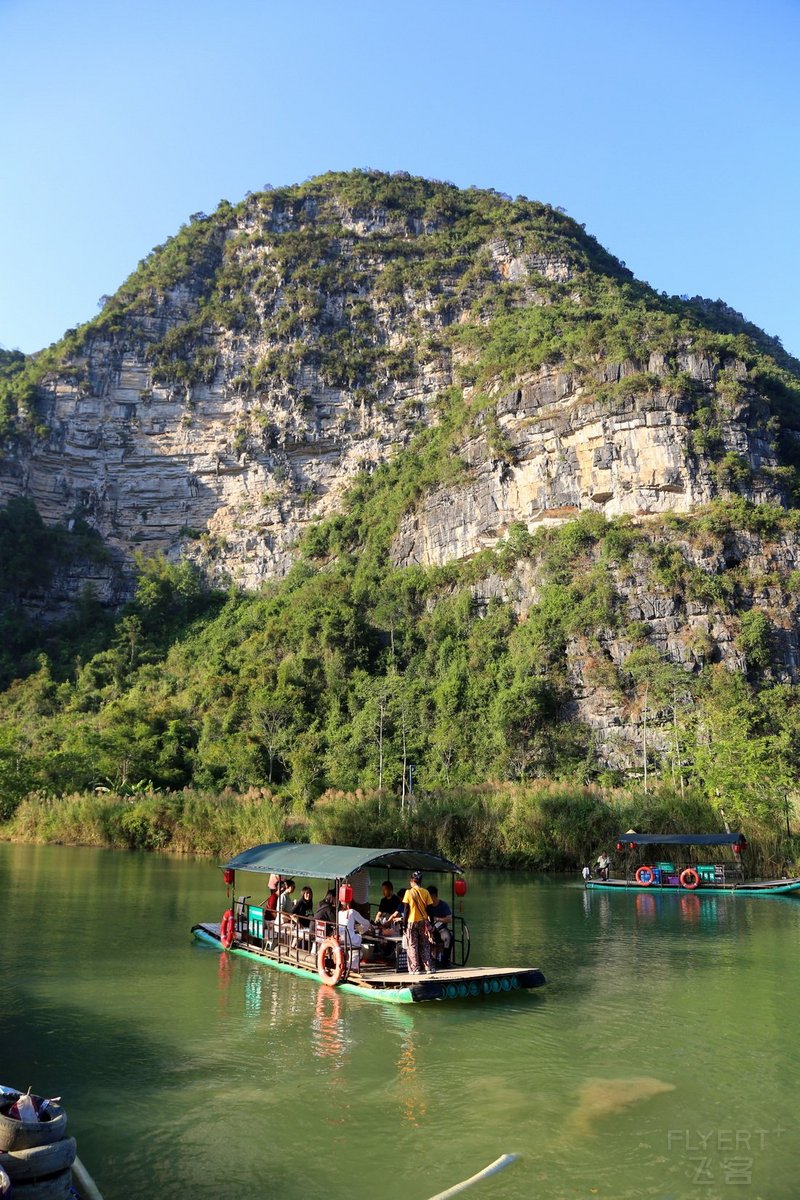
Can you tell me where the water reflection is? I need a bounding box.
[216,950,232,1012]
[678,893,702,924]
[243,968,263,1016]
[634,890,707,924]
[582,885,733,931]
[396,1021,427,1127]
[311,986,350,1064]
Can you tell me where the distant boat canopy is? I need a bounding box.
[615,833,746,848]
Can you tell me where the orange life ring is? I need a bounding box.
[220,909,235,949]
[317,937,345,986]
[680,868,700,891]
[635,866,655,886]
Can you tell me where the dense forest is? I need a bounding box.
[2,172,800,866]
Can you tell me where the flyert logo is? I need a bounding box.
[666,1127,789,1188]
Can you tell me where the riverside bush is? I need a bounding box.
[2,786,296,856]
[2,780,796,874]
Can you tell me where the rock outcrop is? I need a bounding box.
[393,353,783,567]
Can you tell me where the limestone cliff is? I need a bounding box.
[2,170,800,779]
[392,353,786,568]
[4,172,793,605]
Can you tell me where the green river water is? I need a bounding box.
[1,842,798,1200]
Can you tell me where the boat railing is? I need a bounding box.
[231,897,471,971]
[451,914,470,967]
[622,859,747,886]
[232,898,343,964]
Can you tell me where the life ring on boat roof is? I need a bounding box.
[220,909,235,949]
[317,937,345,986]
[680,868,700,891]
[635,866,655,886]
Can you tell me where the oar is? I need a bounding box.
[425,1152,520,1200]
[72,1154,105,1200]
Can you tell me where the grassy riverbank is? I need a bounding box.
[2,781,797,876]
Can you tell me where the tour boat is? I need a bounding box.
[585,832,800,896]
[192,842,546,1003]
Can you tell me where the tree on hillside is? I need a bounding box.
[690,667,793,830]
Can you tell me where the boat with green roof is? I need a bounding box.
[192,842,546,1003]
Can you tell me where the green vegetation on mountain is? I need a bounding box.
[2,490,800,857]
[2,170,800,863]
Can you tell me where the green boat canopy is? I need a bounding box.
[222,842,463,880]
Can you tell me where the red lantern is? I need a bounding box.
[454,878,467,897]
[223,868,234,885]
[338,884,353,906]
[615,842,624,853]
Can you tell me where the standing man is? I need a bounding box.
[403,871,435,974]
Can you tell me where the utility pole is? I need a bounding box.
[673,686,685,799]
[642,681,649,794]
[378,695,385,798]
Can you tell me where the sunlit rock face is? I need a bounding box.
[392,352,783,569]
[0,173,795,618]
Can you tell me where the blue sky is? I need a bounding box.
[2,0,799,357]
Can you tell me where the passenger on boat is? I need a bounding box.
[314,890,337,937]
[287,885,314,948]
[272,880,296,941]
[403,871,436,975]
[596,852,611,882]
[348,868,371,918]
[374,880,403,926]
[259,882,280,935]
[426,885,453,965]
[277,879,296,913]
[291,886,314,927]
[427,886,451,926]
[337,898,372,949]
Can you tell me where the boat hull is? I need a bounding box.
[585,878,800,897]
[191,923,545,1003]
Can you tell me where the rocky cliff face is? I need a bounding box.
[392,352,785,568]
[496,523,800,769]
[5,186,555,595]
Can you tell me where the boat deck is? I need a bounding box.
[586,878,800,895]
[192,922,545,1001]
[362,964,528,984]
